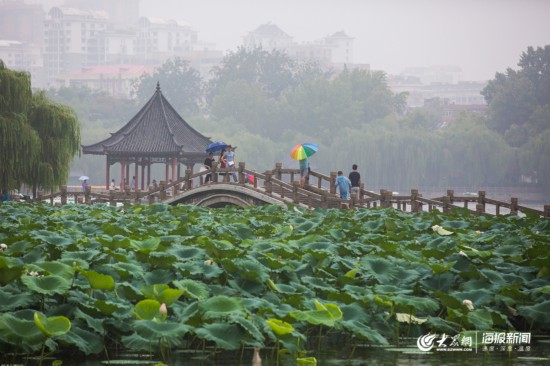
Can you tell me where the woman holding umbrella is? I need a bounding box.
[290,143,318,186]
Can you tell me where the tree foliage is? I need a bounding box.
[0,60,80,194]
[133,57,203,117]
[481,45,550,146]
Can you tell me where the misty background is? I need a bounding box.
[1,0,549,202]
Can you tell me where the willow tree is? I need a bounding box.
[26,92,81,195]
[0,60,40,194]
[0,61,81,196]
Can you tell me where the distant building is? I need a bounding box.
[0,40,44,86]
[44,6,110,85]
[55,64,152,98]
[0,0,44,45]
[243,23,294,52]
[64,0,140,30]
[243,23,356,70]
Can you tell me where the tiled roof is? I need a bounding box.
[82,83,211,158]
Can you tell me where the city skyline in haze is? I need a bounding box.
[138,0,550,81]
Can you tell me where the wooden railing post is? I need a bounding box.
[211,162,218,183]
[109,190,116,206]
[238,162,245,184]
[185,170,192,190]
[159,181,167,200]
[85,185,92,205]
[330,172,337,194]
[411,189,419,213]
[134,189,141,204]
[61,185,67,205]
[265,171,273,194]
[544,205,550,218]
[275,163,282,180]
[442,196,450,214]
[359,183,365,199]
[447,189,454,204]
[477,191,486,214]
[510,197,518,216]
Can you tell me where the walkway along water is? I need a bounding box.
[32,162,550,218]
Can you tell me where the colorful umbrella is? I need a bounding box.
[290,143,318,160]
[206,141,228,153]
[78,176,90,181]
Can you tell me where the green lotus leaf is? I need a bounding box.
[157,288,184,306]
[229,315,264,345]
[173,279,209,300]
[130,237,161,254]
[199,295,245,319]
[429,260,457,275]
[26,261,75,280]
[133,299,163,321]
[94,299,126,316]
[296,357,317,364]
[291,310,335,327]
[83,270,115,291]
[134,320,190,343]
[21,274,71,295]
[57,325,104,355]
[34,312,71,337]
[194,323,244,350]
[300,276,333,291]
[390,294,440,314]
[0,313,45,352]
[0,286,34,311]
[425,316,460,333]
[314,299,343,321]
[0,257,24,285]
[465,308,493,330]
[141,284,169,299]
[517,300,550,326]
[266,318,295,336]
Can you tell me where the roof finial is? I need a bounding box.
[156,81,160,91]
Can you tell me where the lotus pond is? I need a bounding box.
[0,202,549,365]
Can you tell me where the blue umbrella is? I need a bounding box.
[206,141,228,153]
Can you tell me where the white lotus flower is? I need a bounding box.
[458,250,469,258]
[0,243,7,251]
[463,299,474,311]
[204,259,215,265]
[431,225,441,231]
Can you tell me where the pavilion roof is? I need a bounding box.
[82,83,211,160]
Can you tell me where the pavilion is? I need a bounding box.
[82,82,211,190]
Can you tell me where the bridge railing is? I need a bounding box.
[28,161,550,217]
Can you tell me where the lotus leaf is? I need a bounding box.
[0,313,45,352]
[83,270,115,291]
[133,299,165,321]
[266,318,294,336]
[194,323,244,350]
[199,295,245,319]
[34,312,71,337]
[21,274,71,295]
[173,279,209,300]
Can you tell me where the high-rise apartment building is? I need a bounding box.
[43,6,109,85]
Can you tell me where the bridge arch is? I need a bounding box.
[165,184,288,208]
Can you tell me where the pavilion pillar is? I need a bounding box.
[105,156,110,190]
[171,157,176,194]
[120,158,126,190]
[125,162,130,188]
[165,160,169,183]
[134,157,139,191]
[140,158,146,191]
[177,162,181,180]
[147,158,151,188]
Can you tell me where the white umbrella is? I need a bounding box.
[78,176,90,181]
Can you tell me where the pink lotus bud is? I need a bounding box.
[159,303,167,315]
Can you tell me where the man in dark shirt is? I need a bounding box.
[349,164,361,198]
[204,152,215,184]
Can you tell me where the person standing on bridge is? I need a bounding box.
[204,152,215,184]
[348,164,361,199]
[223,145,238,182]
[335,171,352,208]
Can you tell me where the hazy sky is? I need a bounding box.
[140,0,550,81]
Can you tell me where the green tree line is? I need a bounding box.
[33,45,550,195]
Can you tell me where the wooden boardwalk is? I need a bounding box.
[33,162,550,218]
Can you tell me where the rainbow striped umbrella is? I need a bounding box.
[290,143,318,160]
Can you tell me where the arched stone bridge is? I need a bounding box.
[165,183,290,208]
